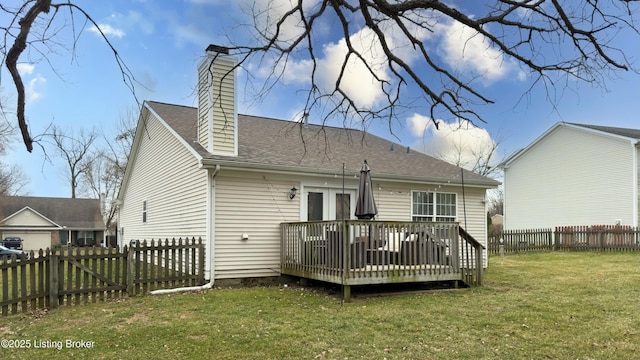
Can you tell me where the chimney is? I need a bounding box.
[197,44,238,155]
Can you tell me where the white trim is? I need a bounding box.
[300,183,357,221]
[502,122,640,168]
[410,190,458,222]
[117,103,204,203]
[200,161,497,189]
[145,103,204,161]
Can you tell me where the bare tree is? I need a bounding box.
[79,108,137,229]
[48,125,98,198]
[2,1,639,152]
[1,1,137,152]
[433,136,502,178]
[0,90,28,196]
[487,187,504,217]
[0,163,28,196]
[223,1,639,129]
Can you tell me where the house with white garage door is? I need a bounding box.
[0,196,105,251]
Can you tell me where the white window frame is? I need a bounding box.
[411,191,457,222]
[302,186,357,221]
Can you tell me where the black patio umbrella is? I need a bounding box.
[355,160,378,220]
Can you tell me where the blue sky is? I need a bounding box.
[2,0,639,198]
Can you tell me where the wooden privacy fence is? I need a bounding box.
[489,226,640,255]
[0,238,205,316]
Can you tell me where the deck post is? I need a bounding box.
[342,285,351,302]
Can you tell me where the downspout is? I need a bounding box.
[151,164,220,295]
[633,140,639,227]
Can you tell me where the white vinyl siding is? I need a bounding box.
[1,208,54,227]
[214,170,299,279]
[504,125,635,229]
[197,53,237,156]
[214,172,490,279]
[119,111,208,243]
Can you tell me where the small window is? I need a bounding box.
[142,200,147,223]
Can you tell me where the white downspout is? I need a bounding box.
[632,141,639,227]
[152,164,220,295]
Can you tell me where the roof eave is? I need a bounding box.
[200,159,500,188]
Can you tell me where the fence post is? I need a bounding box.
[198,238,205,284]
[48,250,59,309]
[127,245,135,296]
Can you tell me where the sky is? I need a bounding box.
[2,0,639,198]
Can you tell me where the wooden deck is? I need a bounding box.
[280,220,484,301]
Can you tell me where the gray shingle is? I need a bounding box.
[0,196,104,229]
[147,101,499,187]
[568,123,640,140]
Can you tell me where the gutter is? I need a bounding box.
[200,159,499,188]
[151,164,220,295]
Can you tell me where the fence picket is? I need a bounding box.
[0,238,205,316]
[489,226,640,254]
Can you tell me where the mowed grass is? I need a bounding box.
[1,252,639,359]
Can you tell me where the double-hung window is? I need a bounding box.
[412,191,457,222]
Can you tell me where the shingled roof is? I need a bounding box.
[146,101,499,187]
[568,123,640,140]
[0,196,104,229]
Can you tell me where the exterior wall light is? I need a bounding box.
[289,186,297,200]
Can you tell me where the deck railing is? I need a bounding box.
[280,220,484,292]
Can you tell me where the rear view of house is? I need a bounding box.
[502,123,640,230]
[117,45,499,285]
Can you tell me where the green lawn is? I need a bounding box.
[1,252,639,359]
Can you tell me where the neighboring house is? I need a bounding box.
[117,45,499,282]
[0,196,106,251]
[501,122,640,230]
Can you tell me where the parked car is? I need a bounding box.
[0,245,29,260]
[1,237,23,250]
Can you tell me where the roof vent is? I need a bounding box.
[390,144,394,151]
[406,146,410,154]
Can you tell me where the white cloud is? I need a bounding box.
[25,74,46,104]
[116,11,154,35]
[434,20,514,83]
[408,113,498,171]
[250,4,523,110]
[173,23,211,48]
[16,63,35,76]
[258,26,395,109]
[89,24,126,39]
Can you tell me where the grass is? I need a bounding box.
[1,252,639,359]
